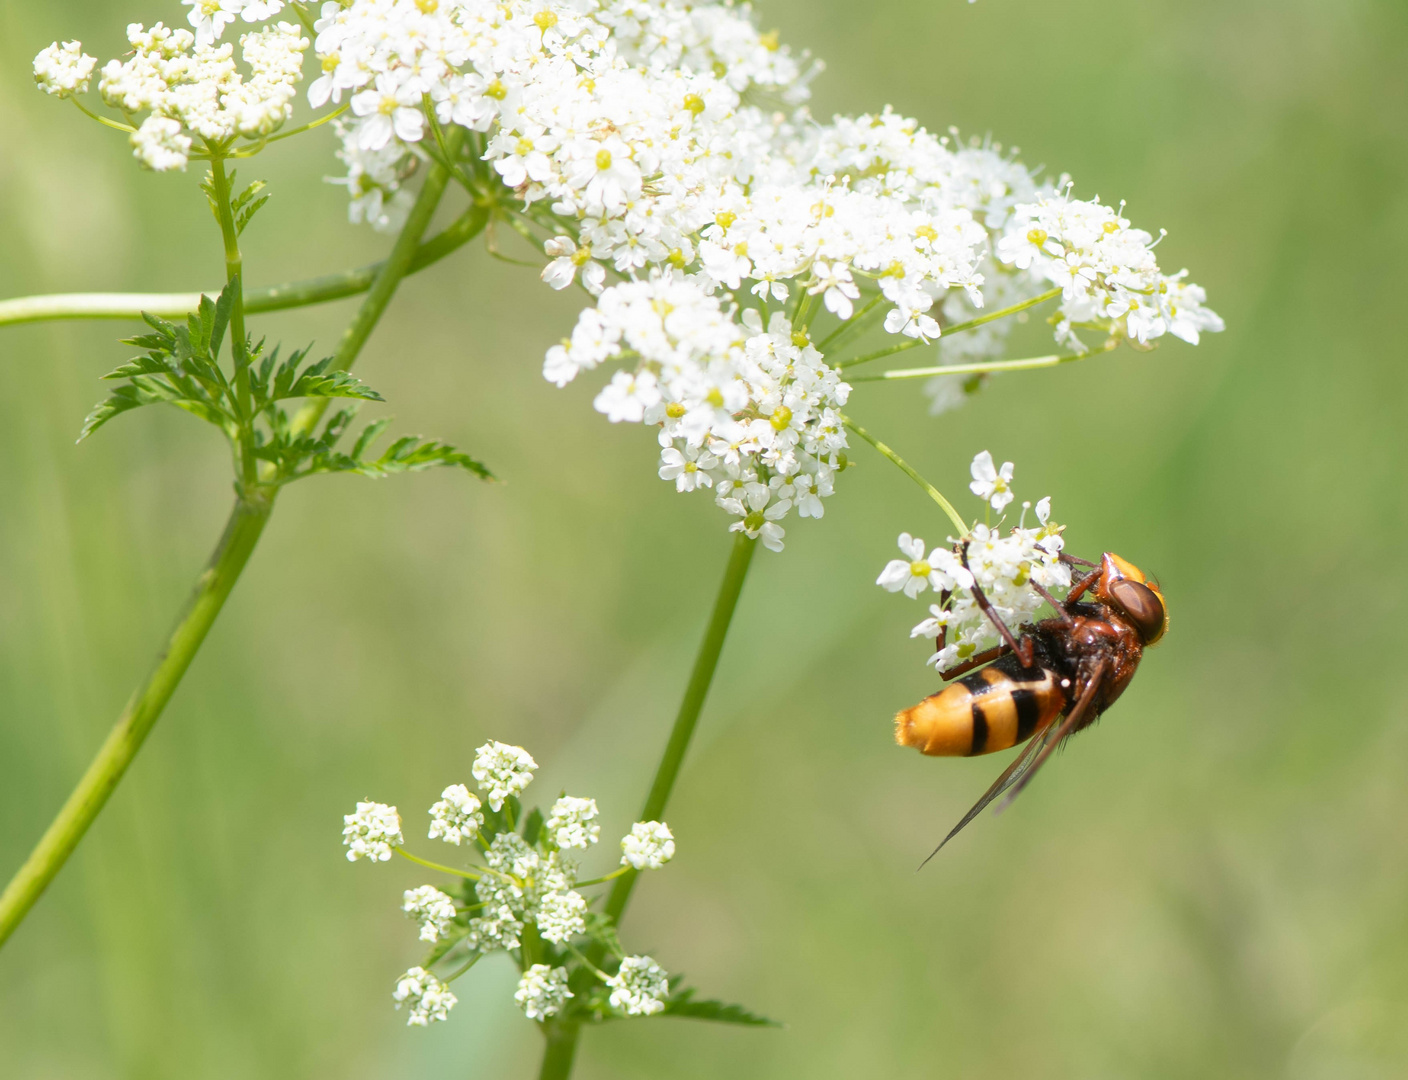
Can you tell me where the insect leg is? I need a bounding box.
[939,643,1011,682]
[1060,553,1099,569]
[1064,566,1103,604]
[958,543,1034,667]
[996,657,1107,812]
[933,588,951,657]
[1031,581,1074,626]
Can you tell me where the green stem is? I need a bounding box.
[837,287,1064,370]
[538,1021,581,1080]
[284,126,466,444]
[848,340,1118,383]
[840,414,969,535]
[394,848,481,880]
[537,533,757,1080]
[603,531,757,924]
[0,150,464,953]
[0,203,490,328]
[0,492,274,947]
[206,154,257,486]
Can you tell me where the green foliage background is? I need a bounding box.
[2,0,1406,1076]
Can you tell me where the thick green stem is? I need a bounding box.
[537,533,757,1080]
[604,531,757,923]
[0,148,465,952]
[0,493,273,947]
[286,127,466,443]
[0,204,489,328]
[841,414,969,535]
[206,155,256,485]
[538,1021,581,1080]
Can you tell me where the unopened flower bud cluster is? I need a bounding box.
[877,451,1071,672]
[342,739,676,1028]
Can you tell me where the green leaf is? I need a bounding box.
[350,417,392,461]
[78,378,183,442]
[661,989,781,1028]
[232,179,269,236]
[210,281,236,358]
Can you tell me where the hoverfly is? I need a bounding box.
[895,549,1168,861]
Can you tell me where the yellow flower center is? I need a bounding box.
[683,93,705,115]
[770,406,793,431]
[596,148,613,170]
[534,10,558,29]
[1027,228,1048,247]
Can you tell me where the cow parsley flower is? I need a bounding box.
[392,967,457,1026]
[968,450,1015,511]
[33,42,97,97]
[428,784,483,845]
[515,965,573,1020]
[607,956,670,1016]
[403,885,458,943]
[880,460,1071,671]
[876,534,971,599]
[545,796,600,850]
[620,821,675,870]
[472,741,536,810]
[534,887,588,944]
[342,801,403,862]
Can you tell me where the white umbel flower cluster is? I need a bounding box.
[342,800,404,862]
[349,738,686,1031]
[606,955,670,1016]
[403,885,459,943]
[428,783,484,845]
[392,966,458,1026]
[297,0,1215,550]
[878,451,1071,672]
[515,964,573,1020]
[472,740,537,810]
[33,41,97,97]
[87,19,308,171]
[620,820,675,869]
[545,796,600,851]
[997,191,1225,349]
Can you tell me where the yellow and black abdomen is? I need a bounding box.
[895,665,1067,757]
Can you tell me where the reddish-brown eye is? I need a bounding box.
[1108,579,1165,644]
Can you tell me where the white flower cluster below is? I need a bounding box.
[877,451,1071,672]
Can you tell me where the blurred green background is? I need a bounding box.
[2,0,1407,1077]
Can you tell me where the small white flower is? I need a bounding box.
[545,796,600,850]
[876,534,969,598]
[392,967,457,1026]
[403,885,458,943]
[534,888,588,944]
[620,821,675,869]
[472,741,537,811]
[428,784,483,846]
[183,0,244,44]
[515,964,573,1020]
[607,955,670,1016]
[342,801,403,862]
[130,116,191,172]
[594,369,661,423]
[33,41,96,97]
[968,450,1015,512]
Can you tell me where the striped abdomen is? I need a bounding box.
[895,664,1067,757]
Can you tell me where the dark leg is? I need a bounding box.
[1031,581,1074,626]
[959,543,1034,667]
[1065,566,1102,604]
[1060,553,1099,568]
[939,644,1011,682]
[932,588,951,657]
[996,657,1106,811]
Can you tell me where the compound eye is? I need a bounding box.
[1108,578,1165,644]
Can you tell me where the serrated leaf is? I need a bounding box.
[78,379,180,441]
[350,417,392,460]
[210,281,236,357]
[662,990,781,1028]
[103,353,174,380]
[236,194,270,235]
